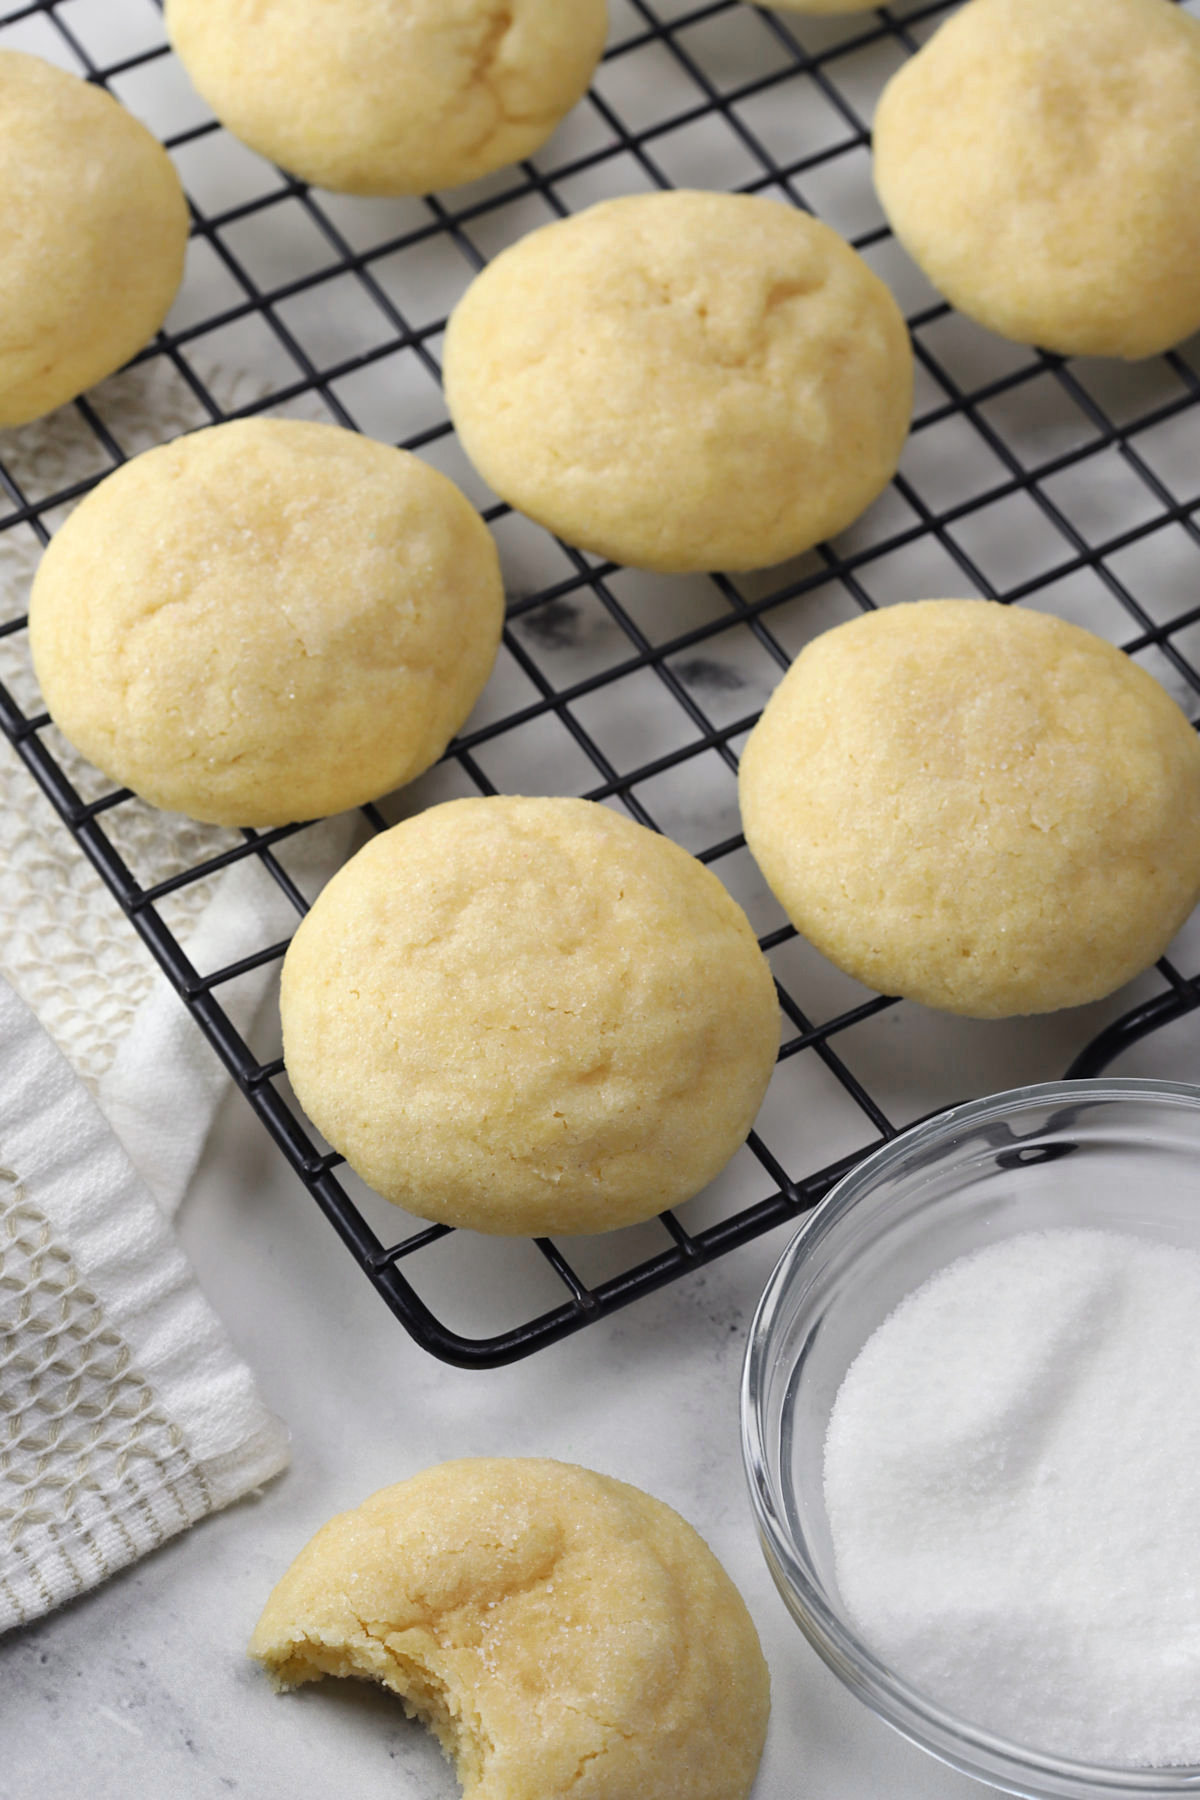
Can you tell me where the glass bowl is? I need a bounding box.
[741,1078,1200,1800]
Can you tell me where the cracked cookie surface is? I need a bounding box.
[164,0,608,196]
[872,0,1200,358]
[28,418,503,826]
[0,50,187,427]
[249,1458,770,1800]
[443,189,913,574]
[280,795,780,1234]
[739,599,1200,1018]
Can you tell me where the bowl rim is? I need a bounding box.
[740,1076,1200,1799]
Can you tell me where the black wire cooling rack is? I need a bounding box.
[1,0,1199,1365]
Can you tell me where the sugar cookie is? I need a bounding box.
[165,0,608,196]
[280,796,780,1234]
[0,50,187,427]
[872,0,1200,358]
[739,601,1200,1018]
[250,1458,770,1800]
[28,420,503,826]
[443,190,913,573]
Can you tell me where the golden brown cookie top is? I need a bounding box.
[739,600,1200,1017]
[0,49,187,426]
[280,795,780,1233]
[165,0,608,196]
[250,1457,771,1800]
[872,0,1200,357]
[443,189,913,574]
[28,419,504,826]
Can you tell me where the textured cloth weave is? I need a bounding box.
[0,979,290,1630]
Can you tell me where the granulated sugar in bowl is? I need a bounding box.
[741,1080,1200,1800]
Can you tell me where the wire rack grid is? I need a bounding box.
[1,0,1199,1366]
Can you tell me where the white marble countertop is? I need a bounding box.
[0,1075,988,1800]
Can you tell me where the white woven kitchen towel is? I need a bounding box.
[0,977,290,1633]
